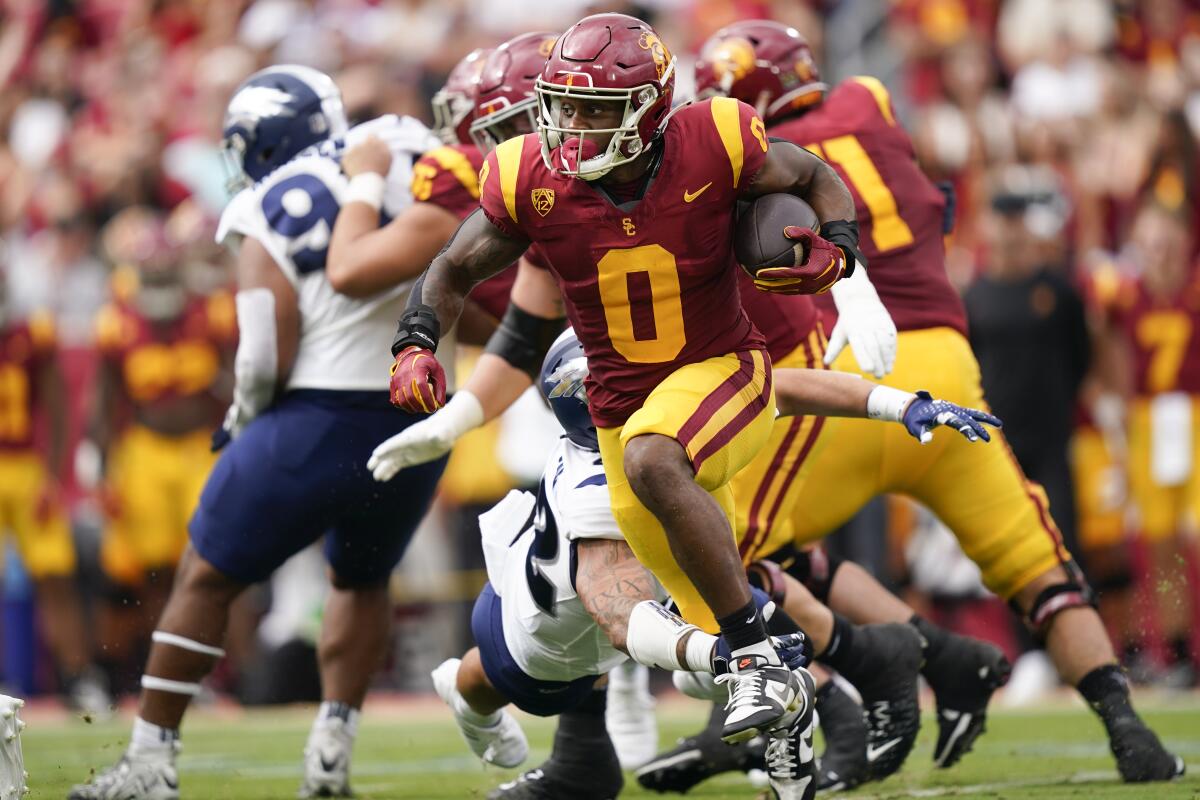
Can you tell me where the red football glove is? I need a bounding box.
[753,226,846,295]
[389,346,446,413]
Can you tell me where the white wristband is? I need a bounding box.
[866,385,916,423]
[344,172,386,211]
[440,389,486,439]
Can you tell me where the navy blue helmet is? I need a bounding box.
[540,328,597,450]
[221,65,348,188]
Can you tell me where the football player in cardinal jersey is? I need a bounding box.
[425,329,996,800]
[1088,202,1200,685]
[70,66,456,800]
[89,208,235,683]
[327,36,563,344]
[677,19,1184,786]
[0,262,107,714]
[385,12,861,746]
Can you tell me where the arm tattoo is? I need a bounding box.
[575,539,658,654]
[420,209,531,333]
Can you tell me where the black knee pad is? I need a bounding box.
[778,544,842,605]
[1011,561,1097,638]
[747,559,788,606]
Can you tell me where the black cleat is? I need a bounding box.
[843,623,923,781]
[488,764,622,800]
[490,698,623,800]
[813,681,868,792]
[920,631,1010,768]
[1108,717,1186,783]
[635,712,766,794]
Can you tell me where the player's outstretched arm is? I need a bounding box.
[327,137,464,298]
[773,367,1002,444]
[369,258,564,481]
[388,209,529,413]
[212,238,300,449]
[575,539,660,653]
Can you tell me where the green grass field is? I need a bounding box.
[21,695,1200,799]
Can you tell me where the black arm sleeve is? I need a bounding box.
[390,272,444,355]
[484,302,567,378]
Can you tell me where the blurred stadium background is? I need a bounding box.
[2,0,1200,782]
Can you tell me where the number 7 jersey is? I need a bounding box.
[479,97,769,427]
[770,78,966,335]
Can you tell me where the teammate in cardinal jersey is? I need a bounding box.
[1087,202,1200,683]
[90,208,235,672]
[660,19,1182,786]
[373,24,1005,788]
[71,66,454,800]
[0,263,108,713]
[326,36,562,343]
[383,13,862,748]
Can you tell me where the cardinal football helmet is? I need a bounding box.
[535,13,676,180]
[695,20,826,124]
[470,32,559,154]
[431,48,492,146]
[221,65,348,190]
[540,328,596,450]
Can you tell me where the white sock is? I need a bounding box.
[316,701,361,739]
[450,691,502,728]
[730,638,781,667]
[130,717,178,755]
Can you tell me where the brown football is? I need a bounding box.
[734,193,821,278]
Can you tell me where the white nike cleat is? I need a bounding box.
[299,716,353,798]
[432,658,528,768]
[765,668,817,800]
[605,662,658,769]
[68,745,180,800]
[717,655,803,744]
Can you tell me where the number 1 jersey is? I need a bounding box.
[770,78,966,335]
[478,98,769,427]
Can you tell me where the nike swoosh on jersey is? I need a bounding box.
[683,182,713,203]
[865,737,902,762]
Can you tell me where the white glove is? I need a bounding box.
[823,265,897,379]
[367,390,484,482]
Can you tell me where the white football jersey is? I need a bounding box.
[480,438,666,683]
[217,115,454,391]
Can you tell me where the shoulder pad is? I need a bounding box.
[845,76,897,126]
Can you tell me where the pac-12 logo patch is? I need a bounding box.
[532,188,555,217]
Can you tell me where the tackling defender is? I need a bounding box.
[385,12,861,744]
[424,328,997,800]
[664,19,1183,786]
[69,66,457,800]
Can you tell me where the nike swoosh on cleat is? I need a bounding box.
[866,738,903,762]
[635,748,703,775]
[319,754,341,773]
[935,711,974,768]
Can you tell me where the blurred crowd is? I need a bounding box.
[1,0,1200,710]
